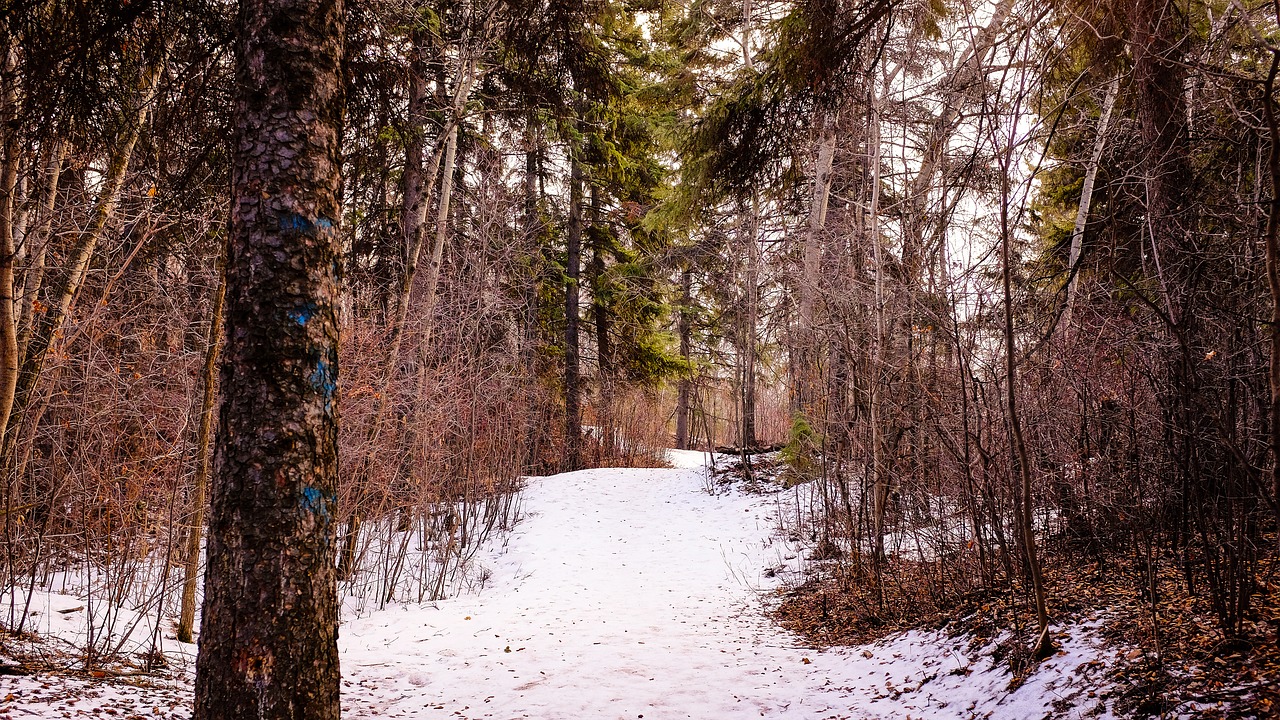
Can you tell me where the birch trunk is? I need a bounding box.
[418,121,460,346]
[1062,76,1119,335]
[0,45,21,451]
[17,140,64,359]
[2,45,166,462]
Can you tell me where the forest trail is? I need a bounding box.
[1,453,1114,719]
[338,452,1111,719]
[340,451,821,718]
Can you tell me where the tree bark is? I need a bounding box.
[796,110,837,415]
[193,1,344,717]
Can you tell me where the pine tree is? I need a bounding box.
[193,1,344,717]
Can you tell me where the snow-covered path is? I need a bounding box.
[338,453,1113,719]
[341,455,816,718]
[3,453,1116,719]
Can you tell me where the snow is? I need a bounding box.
[2,456,1118,719]
[341,458,1115,719]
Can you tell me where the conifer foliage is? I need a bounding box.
[1,0,1279,715]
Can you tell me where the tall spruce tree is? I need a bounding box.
[193,1,344,717]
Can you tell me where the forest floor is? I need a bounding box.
[4,452,1150,719]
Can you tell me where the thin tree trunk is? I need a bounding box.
[1262,52,1280,530]
[675,268,692,450]
[564,142,584,471]
[1062,76,1119,335]
[418,121,460,345]
[742,196,759,450]
[17,140,64,359]
[371,51,477,413]
[523,118,541,354]
[739,0,758,452]
[521,117,548,470]
[0,45,21,452]
[408,121,461,462]
[1000,123,1053,660]
[868,89,889,576]
[337,54,478,579]
[3,46,166,458]
[192,0,344,716]
[177,255,226,644]
[588,185,614,458]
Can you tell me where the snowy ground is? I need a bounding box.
[2,452,1118,719]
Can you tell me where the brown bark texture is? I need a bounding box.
[193,1,344,718]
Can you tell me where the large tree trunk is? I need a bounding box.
[795,110,837,415]
[193,1,344,717]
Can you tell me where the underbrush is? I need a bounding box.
[770,513,1280,718]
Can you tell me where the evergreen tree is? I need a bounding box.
[194,1,344,717]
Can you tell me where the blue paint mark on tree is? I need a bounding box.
[279,213,336,236]
[300,485,335,522]
[309,355,337,416]
[279,213,314,233]
[310,358,336,396]
[287,301,319,326]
